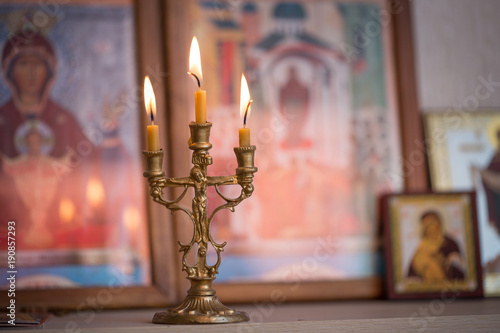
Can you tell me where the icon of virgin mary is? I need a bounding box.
[0,31,88,249]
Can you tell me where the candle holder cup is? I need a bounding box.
[143,121,257,324]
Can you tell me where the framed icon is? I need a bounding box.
[163,0,424,301]
[424,110,500,296]
[0,0,177,310]
[383,192,483,299]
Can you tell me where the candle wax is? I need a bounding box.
[195,90,207,123]
[147,124,160,151]
[239,127,250,147]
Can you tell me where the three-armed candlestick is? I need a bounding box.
[143,121,257,324]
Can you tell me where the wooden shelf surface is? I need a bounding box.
[11,298,500,332]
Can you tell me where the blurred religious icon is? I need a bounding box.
[383,192,483,299]
[193,0,403,284]
[0,5,150,288]
[407,211,465,283]
[0,30,89,249]
[424,111,500,296]
[477,128,500,235]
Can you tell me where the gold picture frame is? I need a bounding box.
[383,192,483,299]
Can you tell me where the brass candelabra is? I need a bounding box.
[143,121,257,324]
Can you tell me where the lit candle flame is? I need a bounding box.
[188,37,203,88]
[240,74,252,127]
[144,76,156,124]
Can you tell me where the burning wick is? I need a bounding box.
[243,100,253,127]
[188,72,201,89]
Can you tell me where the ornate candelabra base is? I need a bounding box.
[152,279,249,324]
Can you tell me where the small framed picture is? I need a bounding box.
[383,192,483,299]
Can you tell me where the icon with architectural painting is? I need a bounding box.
[190,0,402,283]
